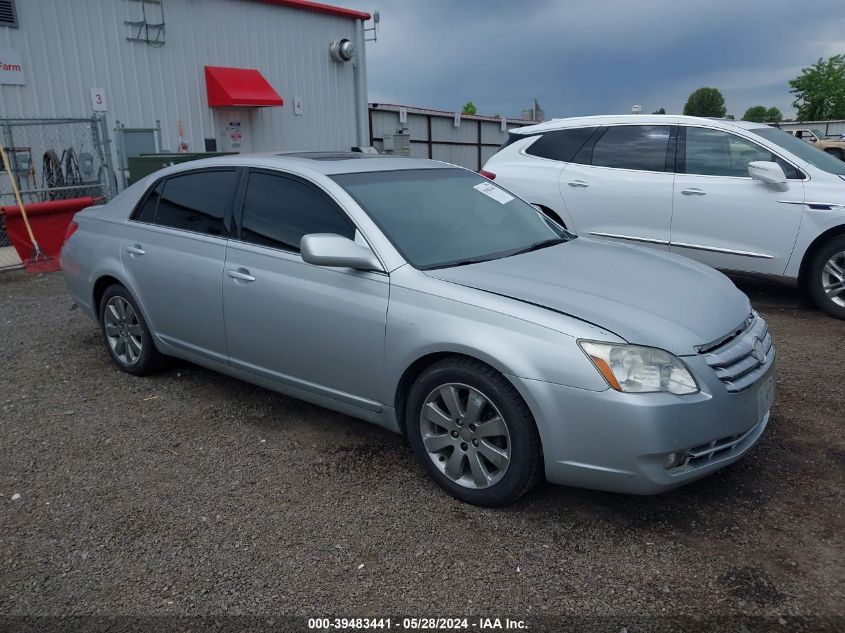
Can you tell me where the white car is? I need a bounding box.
[482,115,845,318]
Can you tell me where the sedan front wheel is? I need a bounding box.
[406,357,543,506]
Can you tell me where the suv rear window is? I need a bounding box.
[591,125,672,172]
[525,127,600,162]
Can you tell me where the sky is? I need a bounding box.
[339,0,845,120]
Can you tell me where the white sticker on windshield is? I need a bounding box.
[473,181,514,205]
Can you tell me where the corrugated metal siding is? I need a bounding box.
[369,105,534,170]
[0,0,363,159]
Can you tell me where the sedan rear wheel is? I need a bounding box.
[104,296,144,366]
[406,357,543,506]
[99,284,167,375]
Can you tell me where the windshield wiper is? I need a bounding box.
[425,257,495,270]
[506,237,568,258]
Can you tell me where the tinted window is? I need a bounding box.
[499,132,534,150]
[332,168,568,270]
[591,125,671,171]
[751,127,844,176]
[155,170,236,236]
[684,127,803,179]
[240,172,355,251]
[134,181,162,223]
[526,127,599,162]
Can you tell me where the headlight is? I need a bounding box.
[578,341,699,395]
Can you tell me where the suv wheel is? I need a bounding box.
[807,235,845,319]
[406,357,543,506]
[825,148,844,161]
[99,284,167,375]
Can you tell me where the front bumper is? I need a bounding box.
[510,351,775,495]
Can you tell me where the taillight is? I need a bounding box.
[63,220,79,244]
[479,169,496,180]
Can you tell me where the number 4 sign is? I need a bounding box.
[90,87,107,112]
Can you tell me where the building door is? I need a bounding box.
[215,110,253,153]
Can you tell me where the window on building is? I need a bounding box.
[525,127,600,162]
[0,1,18,27]
[154,170,236,236]
[239,171,356,252]
[683,127,803,179]
[591,125,672,172]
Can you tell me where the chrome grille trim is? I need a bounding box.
[701,313,774,392]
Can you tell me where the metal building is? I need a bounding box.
[369,103,535,171]
[777,120,845,137]
[0,0,372,174]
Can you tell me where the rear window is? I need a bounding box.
[525,127,600,162]
[132,169,237,237]
[591,125,672,172]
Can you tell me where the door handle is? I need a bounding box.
[567,180,590,188]
[227,268,256,283]
[681,188,706,196]
[126,245,145,256]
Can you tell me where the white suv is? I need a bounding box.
[482,115,845,318]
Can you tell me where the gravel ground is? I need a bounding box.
[0,271,843,630]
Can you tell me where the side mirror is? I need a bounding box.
[300,233,384,272]
[748,161,787,188]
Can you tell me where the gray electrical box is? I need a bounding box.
[382,130,410,156]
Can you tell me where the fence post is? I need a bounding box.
[100,115,117,199]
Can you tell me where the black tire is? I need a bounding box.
[406,357,543,506]
[825,148,844,161]
[98,284,167,375]
[807,235,845,319]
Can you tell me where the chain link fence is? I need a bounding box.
[0,115,115,270]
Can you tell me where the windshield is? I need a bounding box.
[332,168,570,269]
[751,127,845,175]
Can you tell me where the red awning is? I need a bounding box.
[205,66,284,108]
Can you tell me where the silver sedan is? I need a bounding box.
[61,153,775,506]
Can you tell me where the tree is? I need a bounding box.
[683,87,727,118]
[764,107,783,124]
[789,55,845,121]
[461,101,477,115]
[652,107,666,114]
[742,105,768,122]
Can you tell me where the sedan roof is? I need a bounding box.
[161,152,449,177]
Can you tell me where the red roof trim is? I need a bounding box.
[254,0,371,20]
[205,66,284,108]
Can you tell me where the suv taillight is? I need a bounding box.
[479,169,496,180]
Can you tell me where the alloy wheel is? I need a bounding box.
[822,251,845,307]
[104,296,143,365]
[419,383,511,489]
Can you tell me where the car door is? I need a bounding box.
[121,168,238,364]
[670,125,805,276]
[557,124,676,250]
[222,169,389,410]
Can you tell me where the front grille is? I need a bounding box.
[700,313,773,392]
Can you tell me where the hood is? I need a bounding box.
[425,238,751,355]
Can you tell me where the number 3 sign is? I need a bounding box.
[90,87,108,112]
